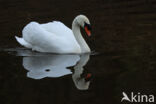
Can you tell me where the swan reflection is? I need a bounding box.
[18,50,91,90]
[72,54,91,90]
[23,55,80,79]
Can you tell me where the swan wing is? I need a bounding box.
[15,36,32,48]
[40,21,75,40]
[22,22,80,53]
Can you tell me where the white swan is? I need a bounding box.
[15,15,92,54]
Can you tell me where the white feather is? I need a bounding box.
[15,15,91,53]
[15,21,80,53]
[15,36,32,48]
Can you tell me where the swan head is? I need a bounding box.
[74,15,92,36]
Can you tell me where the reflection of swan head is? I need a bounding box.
[72,54,91,90]
[72,69,92,90]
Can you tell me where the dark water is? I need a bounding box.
[1,0,156,104]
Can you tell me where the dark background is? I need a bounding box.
[0,0,156,104]
[1,0,156,53]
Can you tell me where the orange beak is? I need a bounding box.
[85,26,91,37]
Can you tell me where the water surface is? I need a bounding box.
[0,48,156,104]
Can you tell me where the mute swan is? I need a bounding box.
[15,15,92,54]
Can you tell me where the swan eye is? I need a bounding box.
[84,22,91,36]
[84,22,92,31]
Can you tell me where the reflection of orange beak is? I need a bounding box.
[85,73,92,82]
[85,26,91,37]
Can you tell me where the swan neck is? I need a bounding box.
[72,20,90,53]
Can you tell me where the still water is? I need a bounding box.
[0,47,156,104]
[5,48,93,90]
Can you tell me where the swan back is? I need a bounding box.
[41,21,74,39]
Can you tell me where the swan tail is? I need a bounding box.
[15,36,32,48]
